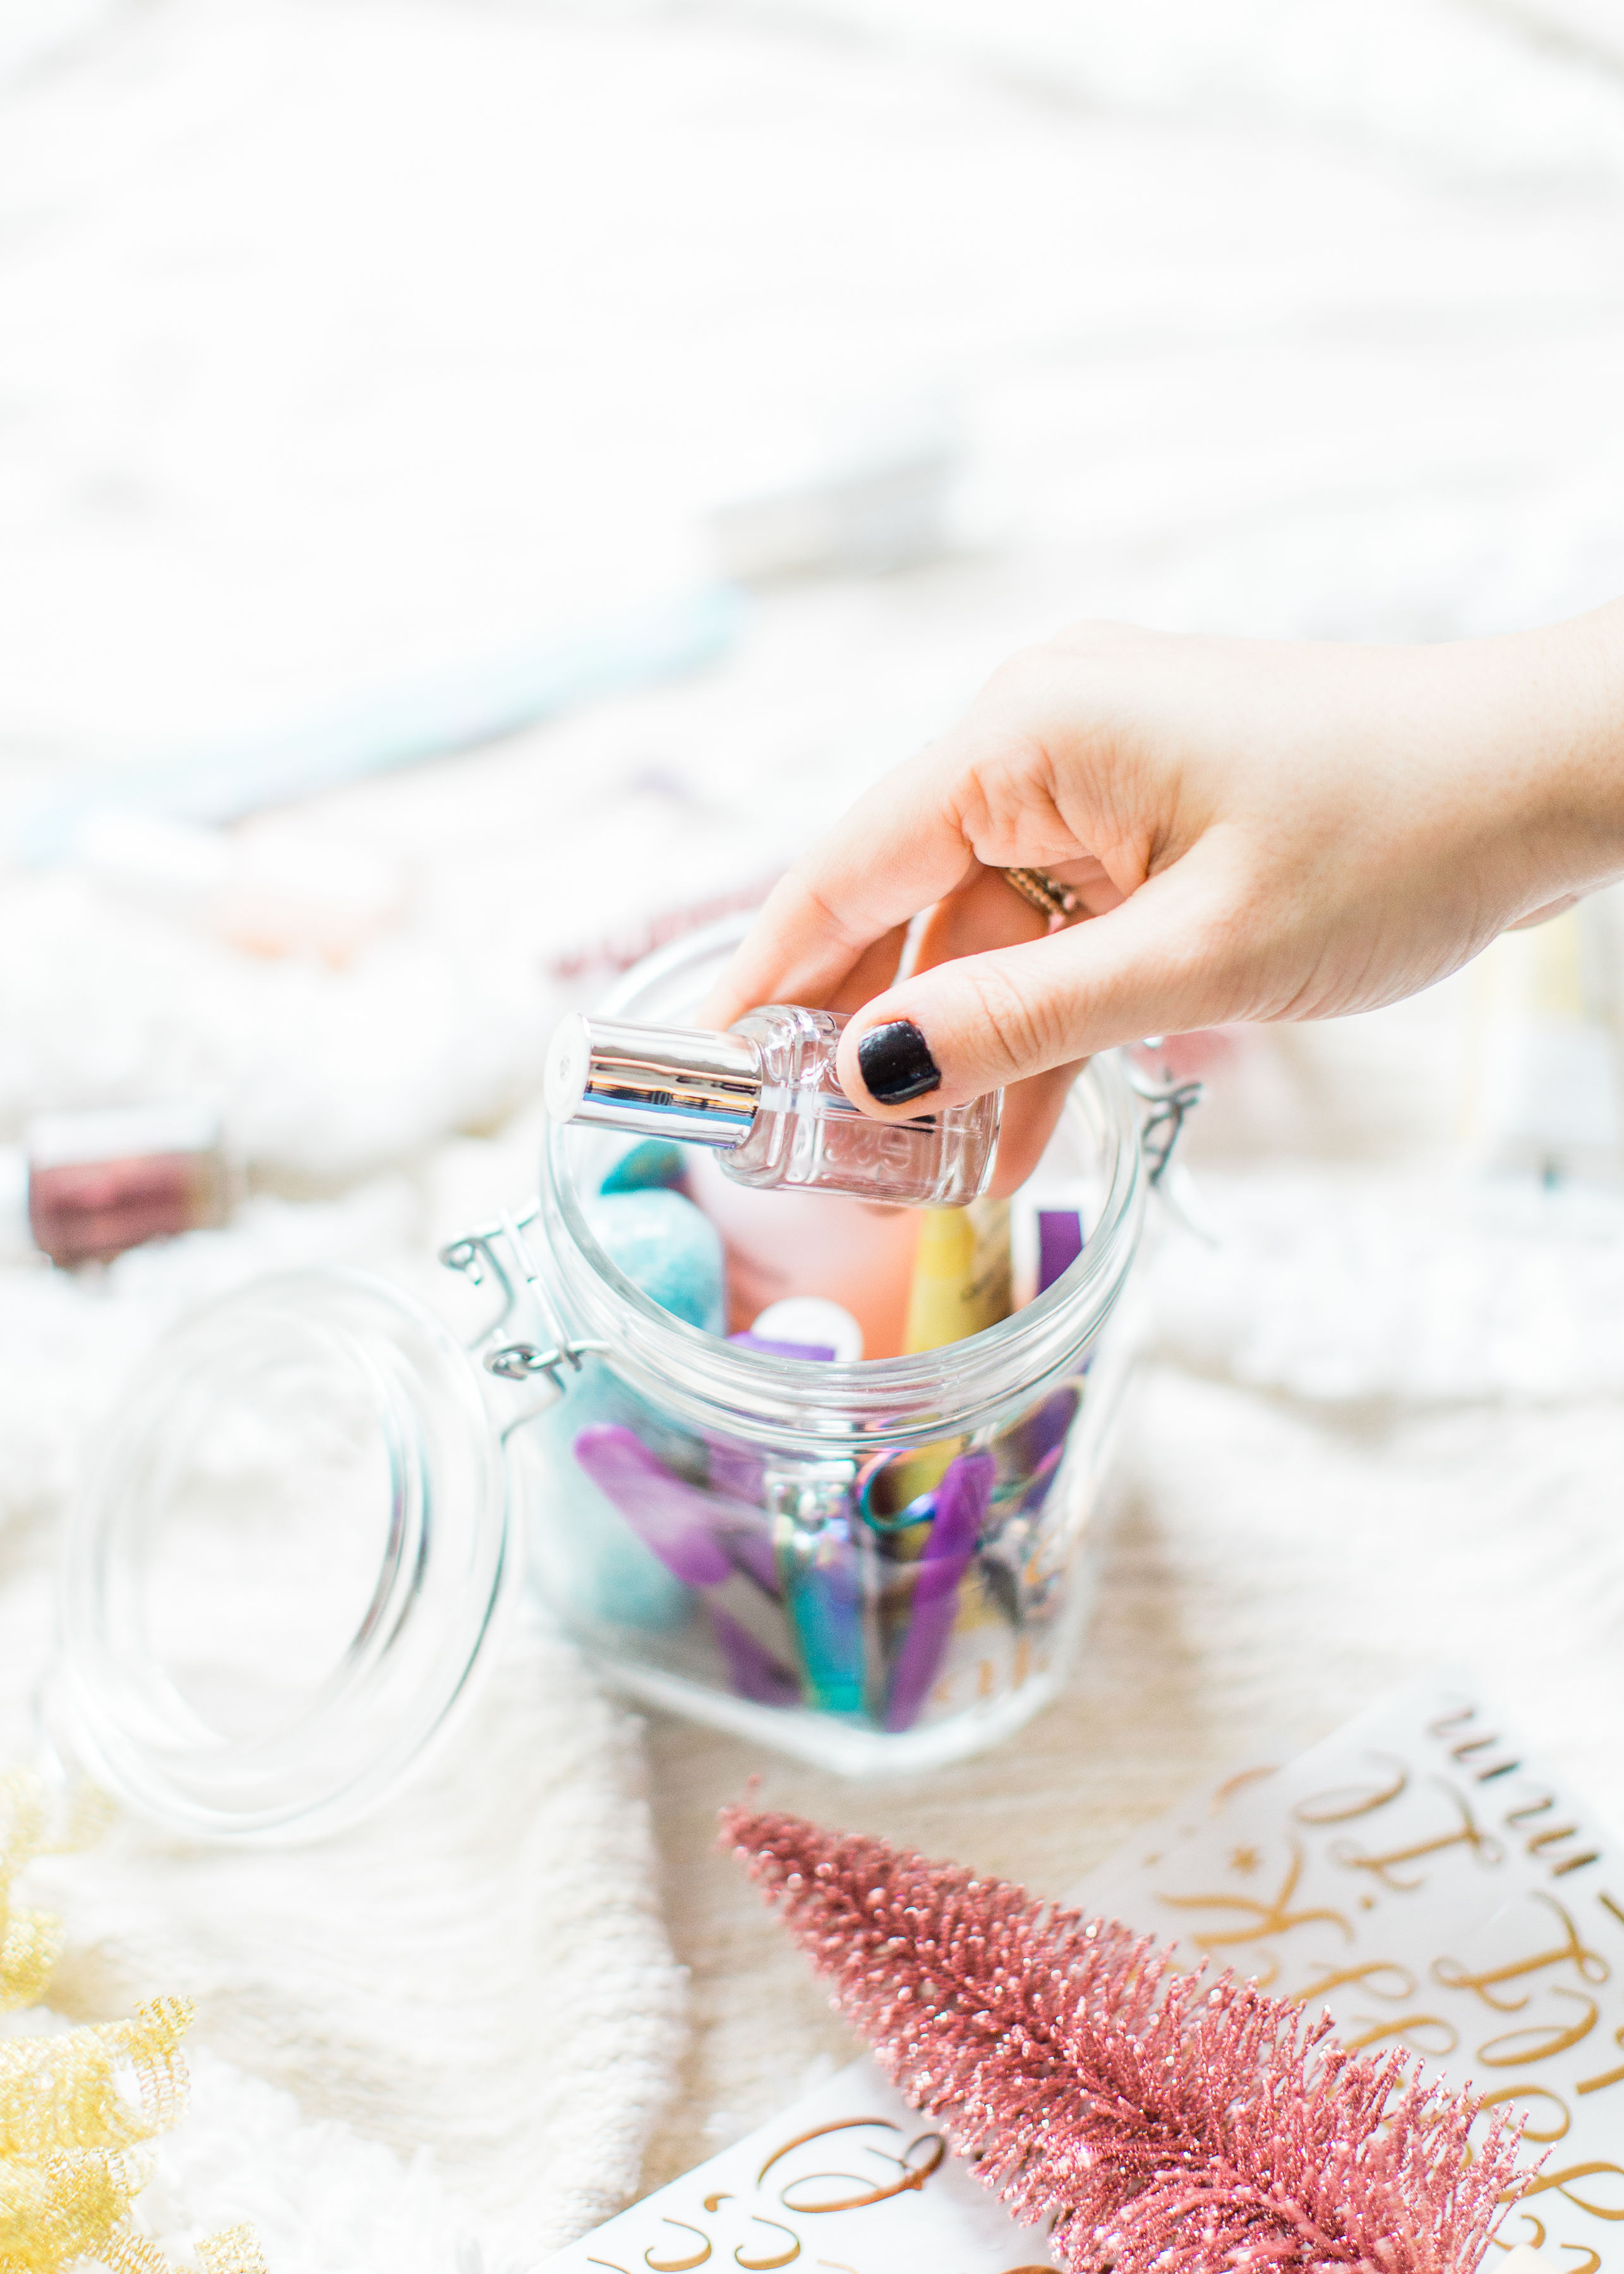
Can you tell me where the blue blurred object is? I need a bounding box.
[570,1423,797,1706]
[12,584,743,864]
[599,1138,691,1196]
[524,1185,726,1631]
[771,1471,866,1718]
[582,1188,725,1335]
[527,1360,694,1630]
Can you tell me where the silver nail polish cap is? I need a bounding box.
[544,1013,761,1147]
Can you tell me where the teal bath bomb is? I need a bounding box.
[523,1189,724,1630]
[524,1357,692,1631]
[599,1138,690,1196]
[582,1188,725,1335]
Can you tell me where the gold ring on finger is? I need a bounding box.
[1000,867,1080,922]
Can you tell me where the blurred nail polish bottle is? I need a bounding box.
[546,1004,999,1208]
[26,1100,232,1266]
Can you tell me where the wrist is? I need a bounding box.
[1488,601,1624,905]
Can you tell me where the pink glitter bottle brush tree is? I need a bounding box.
[719,1807,1531,2274]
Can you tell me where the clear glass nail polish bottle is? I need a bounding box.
[545,1004,1000,1206]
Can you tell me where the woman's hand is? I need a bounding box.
[704,606,1624,1191]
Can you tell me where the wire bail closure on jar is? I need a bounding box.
[439,1203,610,1403]
[1125,1061,1203,1187]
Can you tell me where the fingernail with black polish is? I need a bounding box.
[857,1020,941,1105]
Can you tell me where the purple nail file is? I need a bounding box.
[700,1436,778,1591]
[728,1332,838,1361]
[882,1451,995,1735]
[1003,1383,1080,1474]
[571,1424,795,1700]
[713,1611,800,1709]
[1037,1209,1085,1293]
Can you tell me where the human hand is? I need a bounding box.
[704,606,1624,1191]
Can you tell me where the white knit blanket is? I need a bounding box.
[4,3,1624,2267]
[0,1133,688,2271]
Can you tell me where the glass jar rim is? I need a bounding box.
[537,914,1146,1451]
[51,1267,509,1841]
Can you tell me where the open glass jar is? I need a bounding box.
[46,917,1190,1840]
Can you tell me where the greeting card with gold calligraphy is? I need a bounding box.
[1080,1680,1624,2274]
[544,2059,1060,2273]
[547,1681,1621,2273]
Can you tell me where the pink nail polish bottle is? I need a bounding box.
[26,1102,232,1266]
[545,1005,999,1208]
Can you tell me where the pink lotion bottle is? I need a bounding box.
[544,1004,999,1208]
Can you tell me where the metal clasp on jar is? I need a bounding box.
[1124,1045,1213,1242]
[438,1203,608,1414]
[1125,1054,1202,1186]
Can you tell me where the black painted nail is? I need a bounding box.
[857,1020,941,1105]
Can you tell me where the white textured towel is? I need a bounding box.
[0,1151,688,2269]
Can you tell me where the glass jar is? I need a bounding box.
[45,917,1187,1840]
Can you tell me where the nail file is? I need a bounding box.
[1036,1208,1084,1292]
[768,1464,867,1718]
[882,1452,995,1733]
[750,1295,865,1363]
[569,1424,793,1668]
[728,1332,838,1361]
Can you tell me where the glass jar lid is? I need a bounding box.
[51,1269,507,1841]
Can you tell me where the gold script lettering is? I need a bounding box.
[1331,1783,1503,1891]
[1477,2086,1571,2145]
[1512,2164,1624,2221]
[1506,1795,1602,1878]
[1338,2014,1457,2057]
[646,2221,713,2271]
[1487,2215,1547,2251]
[758,2119,899,2188]
[1295,1960,1416,2004]
[779,2133,946,2214]
[1156,1841,1353,1980]
[1210,1765,1282,1814]
[1577,2025,1624,2097]
[735,2218,801,2268]
[1292,1756,1409,1826]
[1434,1893,1609,2012]
[1426,1700,1520,1778]
[1477,1989,1599,2067]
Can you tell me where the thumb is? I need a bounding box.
[836,854,1248,1114]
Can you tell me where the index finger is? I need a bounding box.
[702,757,983,1026]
